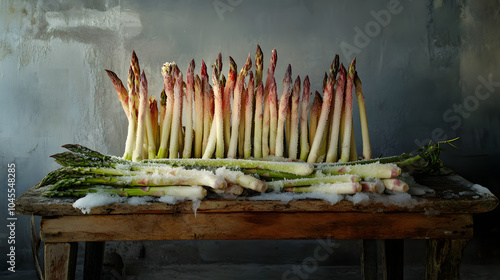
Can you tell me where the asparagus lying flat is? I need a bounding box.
[44,185,207,199]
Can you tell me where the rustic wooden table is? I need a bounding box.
[15,173,498,280]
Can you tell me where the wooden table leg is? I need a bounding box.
[84,241,105,280]
[361,239,378,280]
[426,239,468,280]
[382,239,404,280]
[44,242,78,280]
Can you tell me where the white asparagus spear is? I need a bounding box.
[340,58,356,162]
[227,55,252,158]
[168,65,183,158]
[275,65,293,158]
[244,72,255,158]
[182,59,195,158]
[288,76,301,159]
[325,64,347,163]
[299,76,311,161]
[132,71,148,162]
[307,74,335,163]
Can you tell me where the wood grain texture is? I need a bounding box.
[15,174,499,217]
[44,242,78,280]
[425,239,468,280]
[40,212,473,243]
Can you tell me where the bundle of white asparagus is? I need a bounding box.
[39,47,449,199]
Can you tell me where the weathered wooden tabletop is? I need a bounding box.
[15,173,498,217]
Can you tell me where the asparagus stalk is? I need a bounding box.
[325,64,347,163]
[50,171,224,190]
[169,65,183,158]
[223,57,237,153]
[157,62,175,159]
[307,74,335,163]
[212,64,225,159]
[330,54,340,78]
[239,85,247,158]
[147,96,158,159]
[382,179,409,192]
[288,76,301,159]
[123,68,137,160]
[104,69,130,117]
[159,89,166,139]
[266,174,360,192]
[285,182,361,194]
[132,71,148,162]
[215,168,266,192]
[268,77,278,156]
[349,117,357,161]
[340,58,356,162]
[202,116,217,159]
[255,45,264,88]
[361,181,379,192]
[131,51,141,101]
[194,75,204,158]
[227,54,252,158]
[275,65,293,157]
[253,82,264,158]
[354,72,371,160]
[286,98,292,148]
[309,91,321,146]
[145,158,315,176]
[318,162,401,179]
[182,59,195,158]
[244,72,255,158]
[201,62,213,153]
[44,185,207,199]
[299,76,311,161]
[262,48,277,157]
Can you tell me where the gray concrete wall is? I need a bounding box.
[1,0,499,278]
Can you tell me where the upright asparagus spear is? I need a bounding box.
[147,96,158,159]
[131,51,141,103]
[262,48,277,157]
[340,58,356,162]
[299,76,311,161]
[223,57,237,153]
[182,59,195,158]
[354,72,371,160]
[326,64,347,163]
[212,63,225,159]
[244,72,255,158]
[227,54,252,158]
[255,45,264,89]
[159,89,166,138]
[194,75,204,158]
[288,75,301,159]
[169,65,183,158]
[307,73,335,163]
[275,65,293,157]
[105,69,130,118]
[308,92,321,155]
[123,67,137,160]
[201,61,213,153]
[268,77,278,156]
[157,62,175,158]
[132,71,148,162]
[253,82,264,158]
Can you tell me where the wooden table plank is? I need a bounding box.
[40,212,473,243]
[15,174,499,217]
